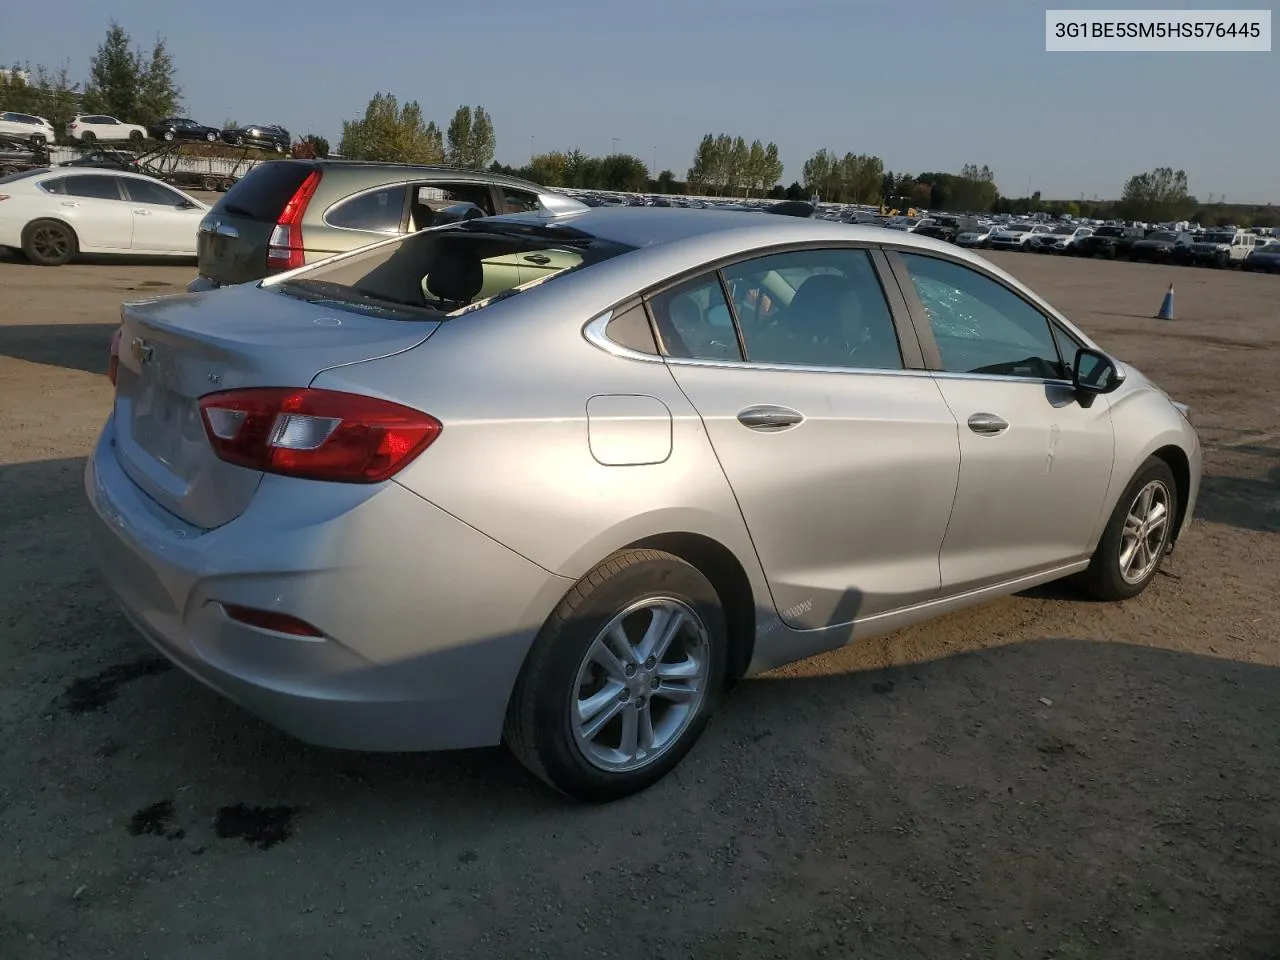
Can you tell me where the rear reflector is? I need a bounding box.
[266,169,322,272]
[222,604,324,637]
[198,387,441,483]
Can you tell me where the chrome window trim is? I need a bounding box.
[659,353,1075,384]
[582,311,665,364]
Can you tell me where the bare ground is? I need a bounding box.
[0,249,1277,960]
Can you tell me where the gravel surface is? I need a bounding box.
[0,248,1276,960]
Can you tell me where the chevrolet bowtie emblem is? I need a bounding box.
[130,337,153,364]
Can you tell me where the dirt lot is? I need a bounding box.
[0,248,1276,960]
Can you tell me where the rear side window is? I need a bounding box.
[214,161,318,221]
[502,189,541,214]
[123,179,187,206]
[63,175,124,200]
[325,186,406,233]
[649,275,743,362]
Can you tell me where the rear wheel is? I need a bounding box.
[22,219,77,266]
[81,131,96,143]
[129,130,143,143]
[504,549,727,802]
[163,130,175,141]
[1076,457,1178,601]
[205,131,217,142]
[202,176,217,191]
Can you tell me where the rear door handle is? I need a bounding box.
[133,209,152,216]
[967,413,1009,436]
[60,201,80,207]
[737,405,805,431]
[523,254,551,265]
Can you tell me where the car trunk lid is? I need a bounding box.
[111,284,439,529]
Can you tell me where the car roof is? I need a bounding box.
[485,205,988,261]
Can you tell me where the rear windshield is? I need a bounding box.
[271,220,636,320]
[213,161,317,221]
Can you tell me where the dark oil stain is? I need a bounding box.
[214,804,297,850]
[458,849,479,864]
[872,680,895,694]
[128,799,175,837]
[63,656,173,713]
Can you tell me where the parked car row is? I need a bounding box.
[63,115,292,151]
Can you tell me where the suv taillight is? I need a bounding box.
[266,169,322,272]
[198,387,441,483]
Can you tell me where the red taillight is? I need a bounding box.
[266,169,322,272]
[198,387,441,483]
[107,327,122,385]
[222,604,323,637]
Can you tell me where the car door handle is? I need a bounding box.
[60,201,80,207]
[523,254,551,265]
[967,413,1009,436]
[737,405,805,431]
[133,209,152,215]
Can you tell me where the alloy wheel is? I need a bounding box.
[30,225,69,262]
[1119,480,1172,584]
[570,598,710,773]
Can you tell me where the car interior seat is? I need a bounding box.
[425,244,485,307]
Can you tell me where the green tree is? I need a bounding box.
[339,92,444,163]
[529,150,569,187]
[81,22,142,119]
[303,133,329,157]
[656,169,678,194]
[762,143,783,195]
[1118,166,1194,222]
[133,36,181,126]
[446,105,496,169]
[599,153,650,192]
[687,134,718,193]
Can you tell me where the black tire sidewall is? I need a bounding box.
[1083,457,1178,600]
[517,554,727,802]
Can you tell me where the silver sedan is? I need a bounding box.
[88,208,1201,801]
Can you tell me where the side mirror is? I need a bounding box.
[1073,347,1124,396]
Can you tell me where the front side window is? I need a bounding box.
[63,175,124,200]
[723,248,902,370]
[326,186,407,233]
[899,252,1065,380]
[648,275,742,362]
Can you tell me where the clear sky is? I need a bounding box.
[2,0,1275,201]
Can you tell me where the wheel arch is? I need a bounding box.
[626,531,758,680]
[21,217,80,257]
[1151,443,1191,546]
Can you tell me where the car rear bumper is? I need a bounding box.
[85,414,571,752]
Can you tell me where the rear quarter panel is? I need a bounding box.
[307,257,777,628]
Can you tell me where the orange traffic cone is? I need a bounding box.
[1155,284,1175,320]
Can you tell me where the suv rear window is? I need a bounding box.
[213,161,318,221]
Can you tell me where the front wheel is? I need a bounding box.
[22,219,78,266]
[205,131,217,142]
[129,130,143,142]
[504,549,727,802]
[1075,457,1178,601]
[163,130,175,141]
[80,131,96,143]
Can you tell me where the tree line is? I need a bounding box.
[2,39,1272,226]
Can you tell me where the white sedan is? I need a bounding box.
[65,114,149,143]
[0,168,207,265]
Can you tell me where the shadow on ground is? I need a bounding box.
[0,322,116,376]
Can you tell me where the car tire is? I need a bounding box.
[163,130,175,141]
[21,219,78,266]
[129,130,143,142]
[205,131,217,142]
[1075,456,1178,602]
[504,548,728,802]
[81,131,96,143]
[234,136,245,146]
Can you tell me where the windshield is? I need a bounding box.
[273,220,635,320]
[1202,232,1234,244]
[1146,232,1176,242]
[1002,226,1028,234]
